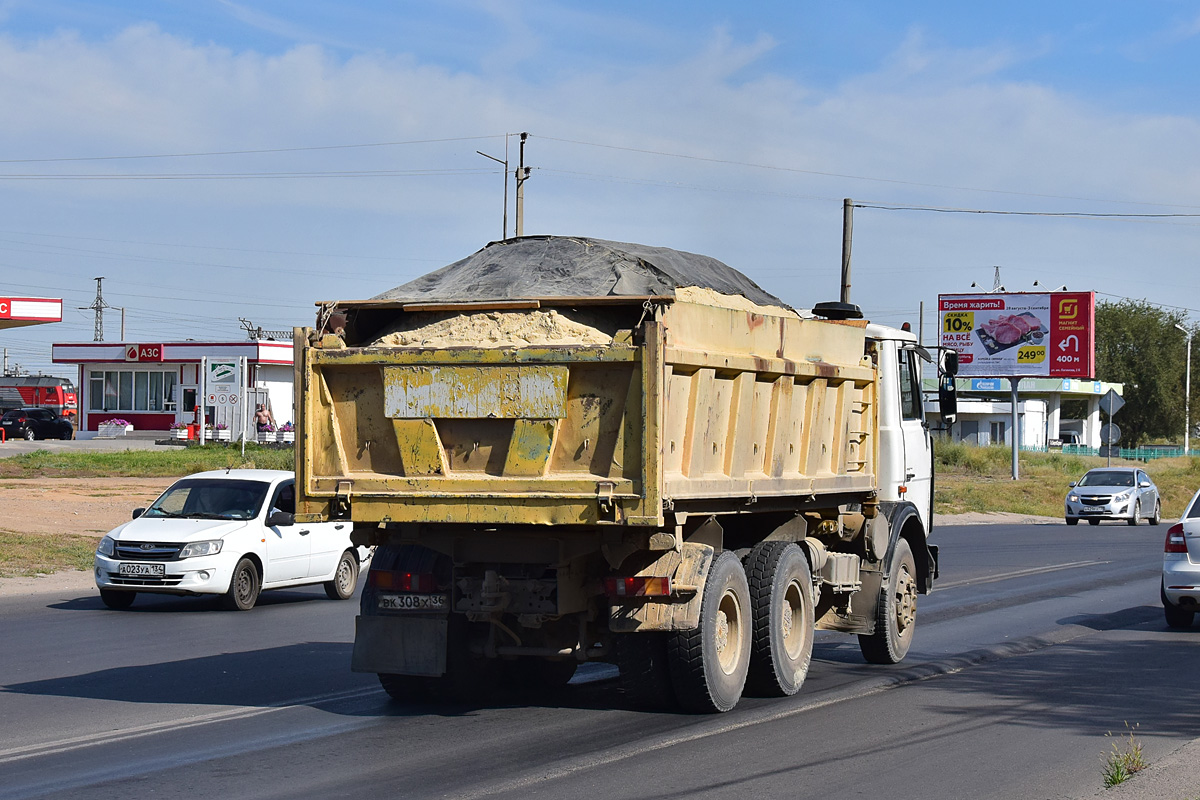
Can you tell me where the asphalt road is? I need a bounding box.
[2,521,1194,800]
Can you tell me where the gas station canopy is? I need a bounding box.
[0,297,62,330]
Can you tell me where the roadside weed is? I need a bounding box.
[1101,722,1147,788]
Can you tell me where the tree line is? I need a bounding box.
[1075,299,1197,447]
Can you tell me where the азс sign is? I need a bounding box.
[938,292,1095,378]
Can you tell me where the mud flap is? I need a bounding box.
[351,615,447,677]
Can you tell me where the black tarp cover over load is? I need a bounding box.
[372,236,790,309]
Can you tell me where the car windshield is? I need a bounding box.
[1078,470,1135,487]
[143,479,271,521]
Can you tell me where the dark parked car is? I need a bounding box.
[0,408,74,440]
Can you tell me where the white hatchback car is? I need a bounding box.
[95,469,368,611]
[1163,488,1200,628]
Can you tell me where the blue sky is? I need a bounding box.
[2,1,1200,378]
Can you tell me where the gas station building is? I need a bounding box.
[51,340,294,437]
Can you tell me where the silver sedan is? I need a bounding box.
[1064,467,1161,526]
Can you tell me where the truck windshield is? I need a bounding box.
[1078,470,1134,487]
[144,479,271,521]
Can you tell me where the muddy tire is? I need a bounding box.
[745,542,814,697]
[613,632,677,711]
[668,551,752,713]
[859,538,918,664]
[99,589,136,610]
[324,550,359,600]
[221,557,260,611]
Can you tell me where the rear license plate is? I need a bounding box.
[378,593,447,611]
[118,562,165,577]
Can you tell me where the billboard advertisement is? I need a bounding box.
[938,292,1095,378]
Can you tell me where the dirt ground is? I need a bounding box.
[0,477,174,538]
[0,477,173,598]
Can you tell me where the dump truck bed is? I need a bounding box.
[295,296,877,528]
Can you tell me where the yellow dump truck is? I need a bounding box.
[295,236,955,713]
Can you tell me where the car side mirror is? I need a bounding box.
[132,508,145,519]
[267,510,294,527]
[1068,482,1077,488]
[1140,481,1152,488]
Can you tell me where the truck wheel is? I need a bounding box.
[221,557,260,611]
[668,550,752,713]
[613,632,677,711]
[745,542,813,697]
[378,673,432,702]
[99,589,136,609]
[324,550,359,600]
[859,539,917,664]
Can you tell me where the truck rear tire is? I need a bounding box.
[858,538,917,664]
[668,551,752,713]
[613,632,677,711]
[745,542,814,697]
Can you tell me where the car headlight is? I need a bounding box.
[97,536,115,557]
[1068,494,1078,503]
[1113,491,1132,502]
[179,540,223,558]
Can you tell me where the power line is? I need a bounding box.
[853,202,1200,219]
[0,168,498,181]
[0,135,506,164]
[534,133,1200,211]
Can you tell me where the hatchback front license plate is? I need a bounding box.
[378,593,447,611]
[118,562,165,577]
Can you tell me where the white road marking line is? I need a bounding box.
[0,686,378,764]
[939,560,1109,589]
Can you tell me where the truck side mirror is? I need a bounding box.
[939,349,959,377]
[938,373,957,425]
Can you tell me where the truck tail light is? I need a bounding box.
[370,570,436,592]
[604,576,672,597]
[1165,524,1188,554]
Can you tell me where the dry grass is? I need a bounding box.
[936,441,1200,519]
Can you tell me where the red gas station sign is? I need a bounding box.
[125,344,165,362]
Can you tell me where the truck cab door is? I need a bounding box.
[898,346,933,531]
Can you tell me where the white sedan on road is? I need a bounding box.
[1163,488,1200,627]
[95,469,368,611]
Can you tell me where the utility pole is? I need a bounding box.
[515,132,531,237]
[840,198,853,303]
[84,277,112,342]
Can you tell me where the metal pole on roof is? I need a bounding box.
[515,132,530,237]
[840,199,853,303]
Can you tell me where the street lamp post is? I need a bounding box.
[1176,323,1193,455]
